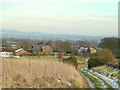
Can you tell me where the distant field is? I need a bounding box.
[2,58,89,88]
[11,55,88,68]
[21,56,58,61]
[21,56,86,61]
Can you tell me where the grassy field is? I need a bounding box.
[2,57,89,88]
[21,56,88,68]
[21,56,85,61]
[21,56,58,61]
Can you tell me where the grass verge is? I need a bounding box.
[80,70,113,89]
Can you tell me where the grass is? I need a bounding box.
[89,72,113,89]
[21,55,73,61]
[80,70,113,89]
[115,59,120,64]
[80,70,101,89]
[76,56,88,68]
[2,58,89,88]
[76,56,87,62]
[21,56,58,61]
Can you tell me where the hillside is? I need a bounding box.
[2,58,89,88]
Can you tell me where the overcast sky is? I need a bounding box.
[0,0,118,36]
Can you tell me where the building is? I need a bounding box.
[0,51,13,57]
[32,45,53,55]
[32,45,41,52]
[41,45,53,55]
[78,47,88,53]
[89,47,97,54]
[15,48,31,56]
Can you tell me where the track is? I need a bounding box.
[79,71,96,88]
[79,68,118,89]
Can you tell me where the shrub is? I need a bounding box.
[118,63,120,69]
[88,57,104,69]
[62,56,78,69]
[106,64,119,69]
[96,49,115,64]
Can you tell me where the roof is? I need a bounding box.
[79,47,88,50]
[32,45,42,50]
[41,45,47,49]
[89,47,98,51]
[32,45,51,51]
[15,48,23,53]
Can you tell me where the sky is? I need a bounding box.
[0,0,119,36]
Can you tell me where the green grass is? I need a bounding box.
[76,56,86,61]
[89,71,113,89]
[21,55,72,61]
[80,70,113,89]
[115,59,120,64]
[21,56,58,60]
[81,70,101,89]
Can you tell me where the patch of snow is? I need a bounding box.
[87,72,107,88]
[12,56,20,58]
[56,79,60,82]
[80,71,95,88]
[88,69,119,88]
[56,79,72,86]
[63,81,72,86]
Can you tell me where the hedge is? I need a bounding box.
[88,57,104,69]
[62,56,78,69]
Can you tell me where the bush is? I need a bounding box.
[88,57,104,69]
[96,49,115,64]
[118,63,120,69]
[62,56,78,69]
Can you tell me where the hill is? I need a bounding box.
[1,29,110,41]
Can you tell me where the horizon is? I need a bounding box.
[1,0,118,36]
[2,29,118,37]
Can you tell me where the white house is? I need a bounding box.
[78,47,88,53]
[0,51,13,57]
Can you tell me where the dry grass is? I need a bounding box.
[2,58,89,88]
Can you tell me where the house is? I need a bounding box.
[78,47,88,53]
[0,51,13,57]
[32,45,53,55]
[32,45,41,52]
[41,45,53,55]
[15,48,31,56]
[88,44,98,54]
[89,47,97,54]
[2,44,16,49]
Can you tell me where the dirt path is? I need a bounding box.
[79,71,96,88]
[78,70,96,89]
